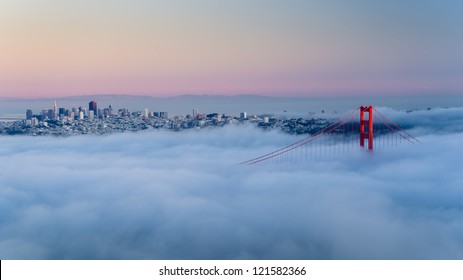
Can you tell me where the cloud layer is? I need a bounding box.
[0,107,463,259]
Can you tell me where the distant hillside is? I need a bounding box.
[1,94,462,116]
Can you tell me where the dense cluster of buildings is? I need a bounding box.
[25,100,169,125]
[0,100,331,136]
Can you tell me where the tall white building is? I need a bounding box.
[31,117,39,126]
[53,100,58,120]
[240,112,247,120]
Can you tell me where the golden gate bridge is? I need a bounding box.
[241,106,421,165]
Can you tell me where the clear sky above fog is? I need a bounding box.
[0,0,462,98]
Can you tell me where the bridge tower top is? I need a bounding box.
[360,105,374,150]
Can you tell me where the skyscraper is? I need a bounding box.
[89,101,97,116]
[53,100,58,119]
[26,109,33,120]
[48,109,54,120]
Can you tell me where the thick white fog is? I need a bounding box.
[1,107,463,259]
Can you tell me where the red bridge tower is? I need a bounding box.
[360,106,374,150]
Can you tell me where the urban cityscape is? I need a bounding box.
[1,0,462,273]
[0,100,331,136]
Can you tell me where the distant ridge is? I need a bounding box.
[1,94,462,116]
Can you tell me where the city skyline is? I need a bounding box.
[2,0,463,265]
[1,0,462,98]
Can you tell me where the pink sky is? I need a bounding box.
[0,1,461,98]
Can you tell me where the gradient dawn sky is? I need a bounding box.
[0,0,462,98]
